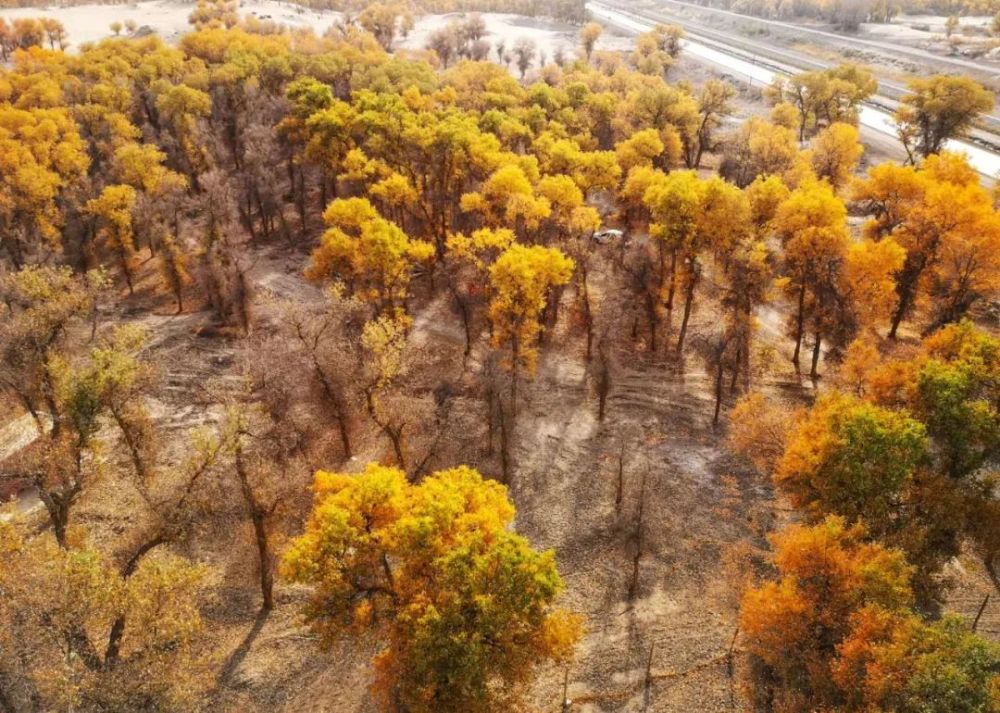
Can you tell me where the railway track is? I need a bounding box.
[595,0,1000,139]
[589,0,1000,175]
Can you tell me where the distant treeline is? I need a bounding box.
[0,0,132,5]
[691,0,1000,30]
[0,0,588,23]
[298,0,587,22]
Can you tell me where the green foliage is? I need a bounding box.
[777,394,928,531]
[742,516,1000,712]
[283,463,581,712]
[916,322,1000,478]
[866,615,1000,713]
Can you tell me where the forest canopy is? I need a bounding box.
[0,2,997,711]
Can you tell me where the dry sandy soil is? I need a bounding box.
[0,0,628,65]
[861,13,994,45]
[0,6,997,712]
[0,226,794,713]
[2,227,997,712]
[0,0,339,47]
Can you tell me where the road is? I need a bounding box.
[588,2,1000,179]
[622,0,1000,82]
[594,0,1000,138]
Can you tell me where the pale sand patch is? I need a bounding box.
[0,1,631,70]
[0,0,342,50]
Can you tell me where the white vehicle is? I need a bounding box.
[593,228,625,245]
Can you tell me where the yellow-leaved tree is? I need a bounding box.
[282,463,581,713]
[740,516,914,711]
[772,179,850,369]
[852,152,1000,337]
[0,522,209,711]
[488,244,574,412]
[0,104,89,266]
[307,197,434,318]
[741,515,1000,712]
[445,227,517,356]
[808,122,863,192]
[85,184,138,294]
[895,75,994,160]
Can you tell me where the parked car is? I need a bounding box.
[593,228,625,245]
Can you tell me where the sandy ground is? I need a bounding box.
[398,11,631,65]
[0,0,340,48]
[0,6,995,710]
[0,0,628,63]
[0,170,994,713]
[860,14,996,52]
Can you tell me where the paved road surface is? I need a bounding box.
[589,2,1000,178]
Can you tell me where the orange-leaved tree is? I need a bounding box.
[741,515,1000,712]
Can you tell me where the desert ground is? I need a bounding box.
[1,2,998,711]
[0,0,629,62]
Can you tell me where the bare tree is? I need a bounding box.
[196,170,254,333]
[513,37,537,79]
[695,327,739,426]
[427,26,457,67]
[221,405,292,613]
[469,38,491,60]
[627,470,649,601]
[248,297,365,463]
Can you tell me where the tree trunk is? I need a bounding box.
[665,249,677,315]
[110,405,148,483]
[387,424,407,472]
[888,283,914,340]
[105,532,167,666]
[38,489,71,549]
[449,284,472,359]
[119,247,134,295]
[510,336,519,419]
[499,398,511,484]
[729,346,741,395]
[694,133,707,169]
[310,357,351,458]
[296,166,307,236]
[235,448,274,612]
[810,332,822,379]
[581,267,593,362]
[485,380,496,456]
[642,642,655,712]
[364,388,406,471]
[677,271,697,355]
[792,281,806,368]
[645,291,658,353]
[713,350,725,426]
